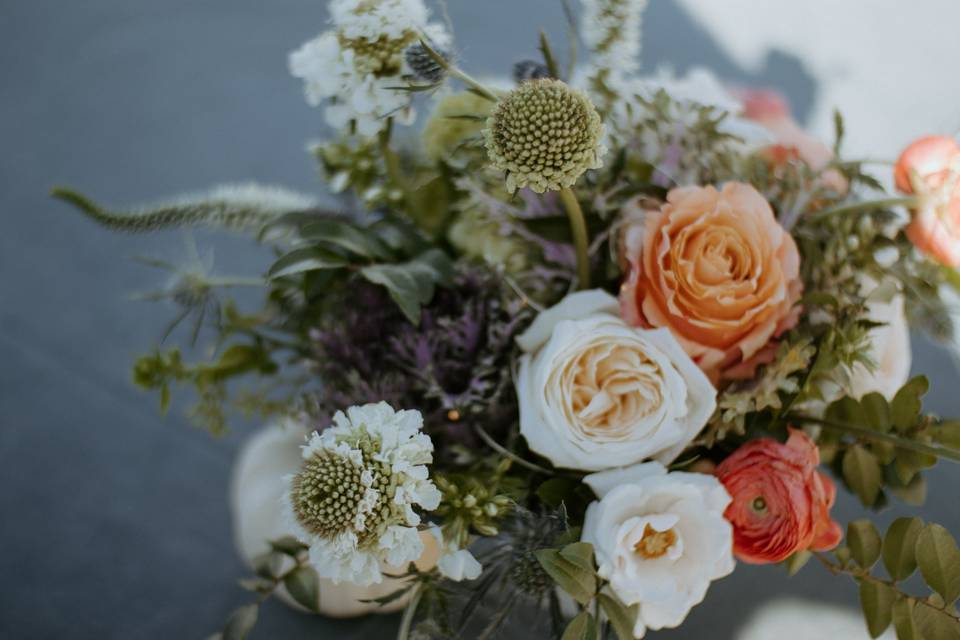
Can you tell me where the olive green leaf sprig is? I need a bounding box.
[817,518,960,639]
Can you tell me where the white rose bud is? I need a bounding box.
[515,290,716,471]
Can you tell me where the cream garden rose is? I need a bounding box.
[515,290,716,471]
[582,462,735,638]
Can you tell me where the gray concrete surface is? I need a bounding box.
[1,1,957,638]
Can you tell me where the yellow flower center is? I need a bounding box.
[634,524,677,559]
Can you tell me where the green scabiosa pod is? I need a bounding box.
[483,79,606,194]
[51,183,318,233]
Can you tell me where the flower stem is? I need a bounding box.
[559,186,591,289]
[809,196,918,222]
[396,581,423,640]
[473,423,558,476]
[417,37,499,102]
[790,414,960,463]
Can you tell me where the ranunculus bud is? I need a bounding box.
[894,135,960,267]
[715,429,841,564]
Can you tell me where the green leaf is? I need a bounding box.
[559,542,596,573]
[848,520,882,570]
[916,523,960,604]
[267,247,348,278]
[298,218,392,260]
[891,377,929,431]
[536,477,582,508]
[283,566,320,612]
[827,396,863,425]
[252,551,285,579]
[360,248,454,324]
[860,393,891,432]
[914,600,960,640]
[535,548,597,605]
[52,183,317,233]
[885,468,928,507]
[892,598,921,640]
[859,580,896,638]
[843,445,883,506]
[561,611,598,640]
[598,593,638,640]
[784,550,812,576]
[223,604,258,640]
[269,536,308,557]
[932,421,960,449]
[883,517,924,581]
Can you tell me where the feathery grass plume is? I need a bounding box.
[581,0,648,108]
[51,183,319,234]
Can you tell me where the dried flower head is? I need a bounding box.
[483,79,606,193]
[285,402,441,586]
[405,41,449,85]
[512,60,551,84]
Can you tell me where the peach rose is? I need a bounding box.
[894,135,960,267]
[715,429,842,564]
[619,183,802,381]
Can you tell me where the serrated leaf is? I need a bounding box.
[223,604,258,640]
[860,580,896,637]
[860,393,891,432]
[916,523,960,605]
[884,517,924,581]
[283,566,320,612]
[535,549,597,605]
[844,445,883,507]
[848,520,882,570]
[892,598,921,640]
[267,247,348,278]
[598,593,637,640]
[561,611,598,640]
[360,248,454,324]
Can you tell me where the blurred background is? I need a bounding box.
[1,1,958,638]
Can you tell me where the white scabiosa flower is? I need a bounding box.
[289,0,450,136]
[582,462,735,638]
[284,402,441,586]
[515,290,716,471]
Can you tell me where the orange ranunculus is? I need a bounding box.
[619,183,802,381]
[894,135,960,268]
[715,429,842,564]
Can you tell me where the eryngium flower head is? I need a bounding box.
[405,42,448,84]
[483,79,606,193]
[512,60,551,84]
[284,402,441,586]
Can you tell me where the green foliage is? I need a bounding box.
[535,542,597,606]
[132,342,279,434]
[560,611,597,640]
[434,460,517,548]
[52,183,318,233]
[284,566,321,613]
[597,593,638,640]
[265,211,454,324]
[221,604,258,640]
[823,517,960,639]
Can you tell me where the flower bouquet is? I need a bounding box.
[53,1,960,638]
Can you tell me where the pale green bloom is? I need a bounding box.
[483,79,606,193]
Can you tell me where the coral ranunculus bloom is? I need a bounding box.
[619,183,802,382]
[894,135,960,268]
[715,429,842,564]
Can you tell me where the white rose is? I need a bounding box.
[515,290,716,471]
[581,462,735,638]
[849,290,911,400]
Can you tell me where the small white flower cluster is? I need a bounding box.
[580,0,648,82]
[289,0,450,136]
[284,402,441,586]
